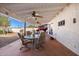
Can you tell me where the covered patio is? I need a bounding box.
[0,3,78,56]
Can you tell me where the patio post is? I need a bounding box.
[24,20,26,36]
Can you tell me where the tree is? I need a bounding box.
[0,16,9,26]
[0,16,10,34]
[27,24,36,28]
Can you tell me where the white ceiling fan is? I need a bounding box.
[31,11,44,25]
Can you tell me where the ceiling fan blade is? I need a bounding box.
[35,15,43,18]
[32,11,43,18]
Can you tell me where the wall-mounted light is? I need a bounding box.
[73,18,76,23]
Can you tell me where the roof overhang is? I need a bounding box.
[0,3,70,24]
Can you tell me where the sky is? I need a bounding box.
[8,17,31,28]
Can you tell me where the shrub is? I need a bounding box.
[0,29,3,34]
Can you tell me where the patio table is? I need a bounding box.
[24,33,40,49]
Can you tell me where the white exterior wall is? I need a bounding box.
[12,28,38,33]
[48,4,79,55]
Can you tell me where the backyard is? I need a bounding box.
[0,33,18,48]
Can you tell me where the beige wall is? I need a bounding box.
[48,4,79,55]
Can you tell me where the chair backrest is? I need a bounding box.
[17,33,24,44]
[39,31,45,44]
[17,33,21,38]
[26,31,32,36]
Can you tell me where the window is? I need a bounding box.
[58,20,65,26]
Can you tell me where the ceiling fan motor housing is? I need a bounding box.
[32,11,36,17]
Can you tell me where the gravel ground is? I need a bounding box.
[0,33,18,48]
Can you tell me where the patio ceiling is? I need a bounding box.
[0,3,69,24]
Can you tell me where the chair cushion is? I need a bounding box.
[23,40,32,45]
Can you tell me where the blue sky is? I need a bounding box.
[8,17,31,28]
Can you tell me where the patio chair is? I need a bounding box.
[26,31,32,36]
[36,31,45,49]
[17,33,32,50]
